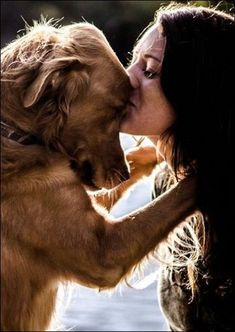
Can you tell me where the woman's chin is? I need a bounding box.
[120,119,134,134]
[120,116,141,135]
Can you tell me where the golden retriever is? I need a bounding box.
[1,21,196,331]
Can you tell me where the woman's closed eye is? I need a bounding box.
[143,69,159,79]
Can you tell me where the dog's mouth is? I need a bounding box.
[70,160,101,191]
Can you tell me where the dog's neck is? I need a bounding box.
[1,120,42,145]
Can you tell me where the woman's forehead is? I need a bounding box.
[134,24,166,58]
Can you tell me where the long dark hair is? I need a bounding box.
[157,5,234,256]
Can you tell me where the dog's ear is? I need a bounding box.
[23,57,80,108]
[23,71,52,108]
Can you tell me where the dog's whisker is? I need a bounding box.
[112,168,127,182]
[111,177,116,208]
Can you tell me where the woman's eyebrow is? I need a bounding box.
[144,53,161,63]
[132,49,161,63]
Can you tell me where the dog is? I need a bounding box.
[1,21,196,331]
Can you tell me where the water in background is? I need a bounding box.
[51,134,168,331]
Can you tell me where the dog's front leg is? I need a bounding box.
[38,175,197,290]
[11,174,196,293]
[97,176,197,288]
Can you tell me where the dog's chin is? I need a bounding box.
[83,183,101,192]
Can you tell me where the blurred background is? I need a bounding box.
[1,1,234,331]
[1,1,234,66]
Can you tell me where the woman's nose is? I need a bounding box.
[127,64,139,89]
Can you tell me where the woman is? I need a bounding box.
[121,4,234,331]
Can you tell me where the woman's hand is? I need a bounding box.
[126,145,163,181]
[92,145,163,211]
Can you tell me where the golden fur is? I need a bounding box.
[1,21,196,331]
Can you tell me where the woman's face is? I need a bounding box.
[121,24,175,137]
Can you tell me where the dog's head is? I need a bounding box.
[1,22,131,190]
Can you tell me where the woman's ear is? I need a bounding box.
[23,57,80,108]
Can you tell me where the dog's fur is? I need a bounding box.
[1,22,196,331]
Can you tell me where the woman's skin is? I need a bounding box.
[121,24,175,137]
